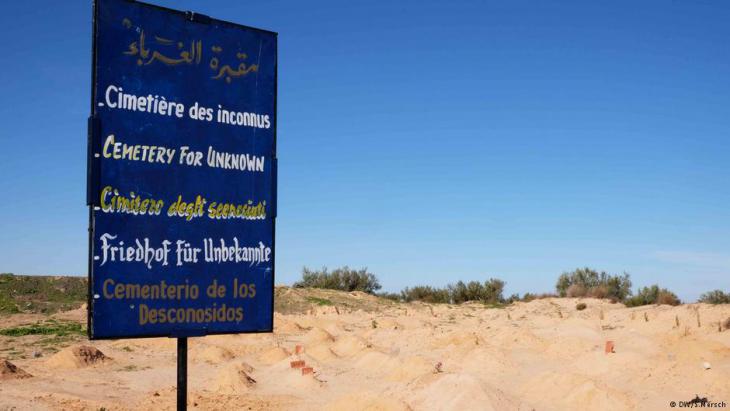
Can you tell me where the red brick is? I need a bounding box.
[295,345,304,354]
[605,341,615,354]
[290,360,305,368]
[301,367,314,375]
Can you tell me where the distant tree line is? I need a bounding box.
[293,267,506,304]
[400,279,506,304]
[293,266,728,307]
[698,290,730,304]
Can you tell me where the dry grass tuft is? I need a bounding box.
[656,291,681,306]
[588,286,609,299]
[566,284,586,298]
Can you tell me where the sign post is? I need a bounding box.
[87,1,277,408]
[177,337,187,411]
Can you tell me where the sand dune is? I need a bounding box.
[0,359,32,380]
[1,295,729,410]
[46,345,111,369]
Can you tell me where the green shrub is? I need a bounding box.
[576,303,587,311]
[400,278,507,305]
[566,284,587,297]
[0,273,86,314]
[625,285,681,307]
[0,319,85,337]
[293,266,381,294]
[698,290,730,304]
[448,279,505,304]
[520,292,557,302]
[505,293,521,304]
[400,286,450,303]
[306,297,333,306]
[656,291,681,306]
[556,268,632,301]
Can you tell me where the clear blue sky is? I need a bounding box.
[1,0,728,301]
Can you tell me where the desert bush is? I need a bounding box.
[656,290,681,306]
[505,293,521,304]
[449,279,505,304]
[625,285,681,307]
[556,268,632,301]
[483,278,506,303]
[521,292,557,302]
[400,278,506,304]
[723,317,730,331]
[566,284,587,297]
[521,293,536,302]
[698,290,730,304]
[576,303,587,311]
[293,266,381,294]
[400,286,450,303]
[588,285,609,299]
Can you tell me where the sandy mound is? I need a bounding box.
[522,372,634,410]
[46,345,110,369]
[195,345,235,364]
[276,320,309,335]
[2,289,729,410]
[489,327,548,352]
[325,392,410,411]
[330,334,368,357]
[305,344,340,362]
[387,356,435,382]
[110,337,175,351]
[374,317,402,330]
[214,362,257,393]
[279,367,325,390]
[312,305,341,315]
[0,359,32,380]
[431,331,481,350]
[257,346,291,364]
[409,373,499,410]
[459,348,512,375]
[303,327,336,344]
[353,350,400,375]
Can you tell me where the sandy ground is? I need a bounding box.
[1,295,729,410]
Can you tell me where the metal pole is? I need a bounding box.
[177,337,188,411]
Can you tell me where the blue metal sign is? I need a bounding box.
[88,0,276,339]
